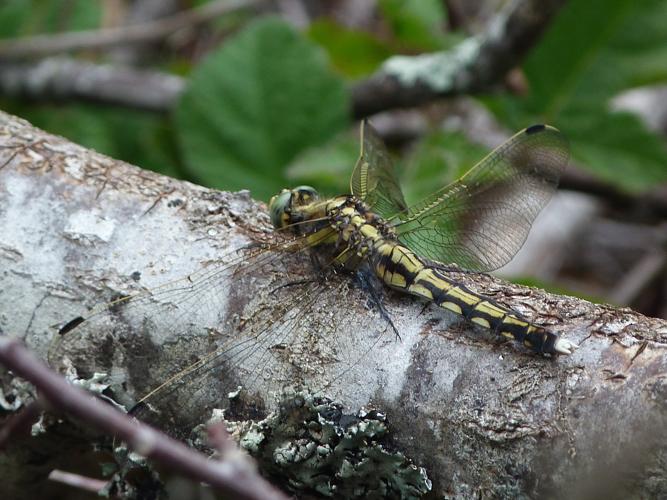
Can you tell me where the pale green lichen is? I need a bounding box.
[30,415,47,436]
[72,371,111,393]
[382,37,481,91]
[223,391,432,499]
[238,422,266,454]
[0,386,22,411]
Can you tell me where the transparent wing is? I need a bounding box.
[395,125,569,272]
[49,230,398,436]
[350,120,408,219]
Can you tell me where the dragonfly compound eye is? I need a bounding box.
[293,186,319,206]
[269,189,293,229]
[269,186,319,229]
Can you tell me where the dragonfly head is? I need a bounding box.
[269,186,319,229]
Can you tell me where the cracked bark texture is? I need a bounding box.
[1,111,666,499]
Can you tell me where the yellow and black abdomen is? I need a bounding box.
[372,242,560,354]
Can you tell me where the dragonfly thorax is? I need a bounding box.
[320,196,397,269]
[270,186,398,269]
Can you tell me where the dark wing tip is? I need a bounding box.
[525,124,547,135]
[128,401,148,417]
[58,316,85,335]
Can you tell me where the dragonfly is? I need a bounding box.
[49,121,575,434]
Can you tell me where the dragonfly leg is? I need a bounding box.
[354,269,400,341]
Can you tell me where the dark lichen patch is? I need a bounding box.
[219,391,432,499]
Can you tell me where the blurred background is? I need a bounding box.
[1,0,665,319]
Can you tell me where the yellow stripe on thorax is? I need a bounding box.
[359,223,380,240]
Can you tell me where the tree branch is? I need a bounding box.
[0,0,266,61]
[1,110,666,498]
[47,470,108,493]
[0,57,184,112]
[0,0,565,118]
[0,336,288,500]
[351,0,567,118]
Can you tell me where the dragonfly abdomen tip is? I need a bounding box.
[525,124,547,135]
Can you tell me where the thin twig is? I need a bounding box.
[0,336,289,500]
[208,421,237,456]
[48,470,109,493]
[0,0,266,61]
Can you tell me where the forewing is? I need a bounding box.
[49,232,398,436]
[395,125,569,272]
[132,267,394,435]
[350,120,408,219]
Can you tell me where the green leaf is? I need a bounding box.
[378,0,447,51]
[288,126,494,205]
[605,0,667,86]
[285,127,492,205]
[175,17,349,201]
[487,0,667,121]
[0,0,100,38]
[0,0,31,38]
[515,0,632,119]
[485,0,667,193]
[307,20,392,78]
[569,111,667,192]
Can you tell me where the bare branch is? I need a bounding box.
[0,336,288,500]
[0,57,183,112]
[48,470,108,494]
[0,0,266,61]
[104,0,183,65]
[351,0,567,117]
[609,252,667,306]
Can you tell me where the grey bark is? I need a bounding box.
[1,111,666,499]
[0,57,185,112]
